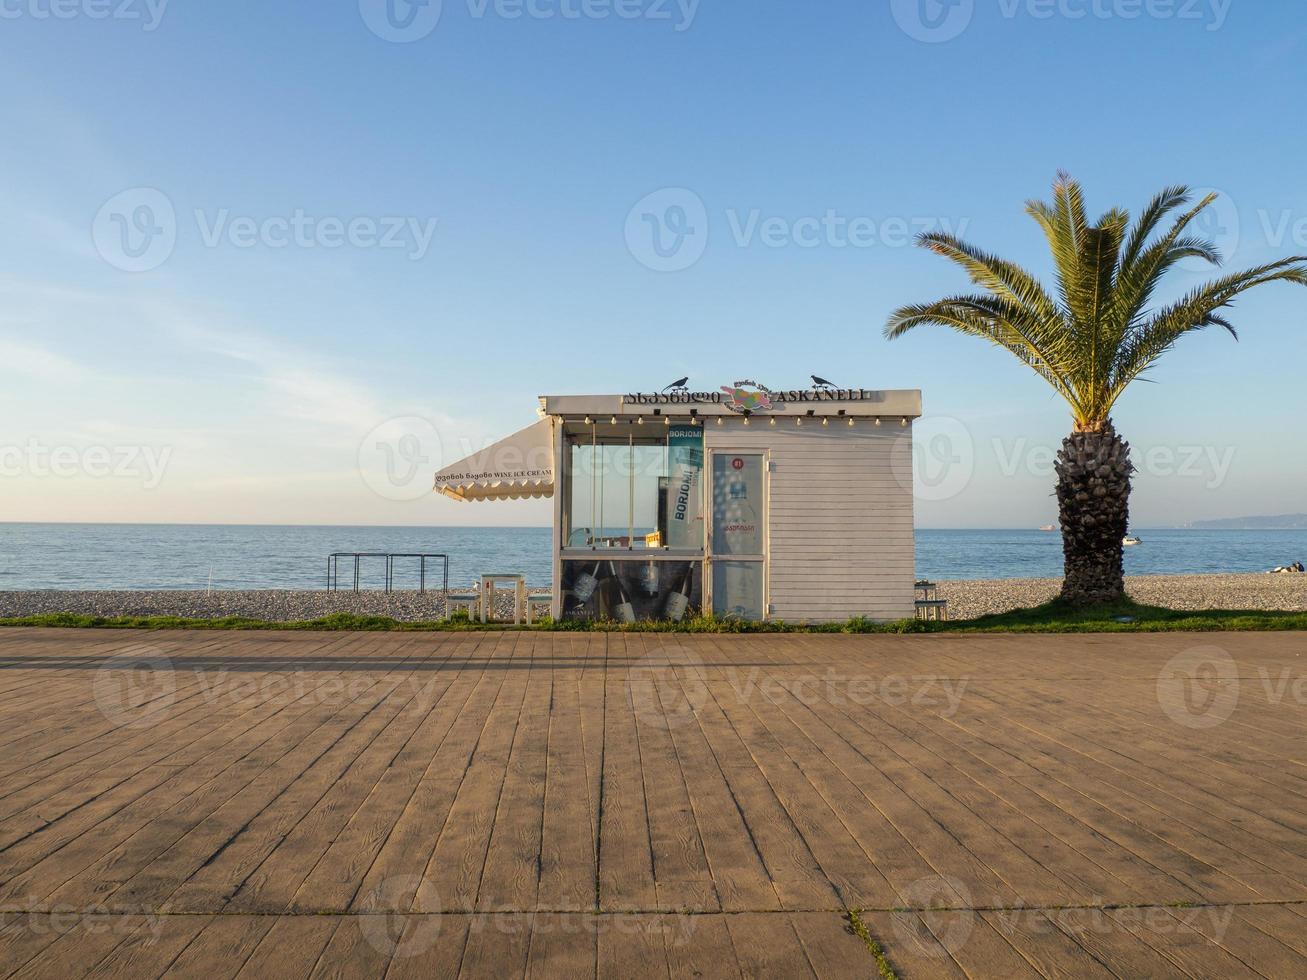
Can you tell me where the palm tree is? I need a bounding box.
[887,174,1307,606]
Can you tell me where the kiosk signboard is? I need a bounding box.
[666,426,704,549]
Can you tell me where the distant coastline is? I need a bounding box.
[1185,514,1307,530]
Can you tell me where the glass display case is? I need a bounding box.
[558,420,706,621]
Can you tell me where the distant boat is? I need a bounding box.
[1123,535,1142,546]
[1039,524,1056,532]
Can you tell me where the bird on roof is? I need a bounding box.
[811,375,836,389]
[664,377,690,392]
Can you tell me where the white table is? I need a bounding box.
[480,573,527,625]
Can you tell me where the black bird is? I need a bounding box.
[664,377,690,392]
[811,375,836,389]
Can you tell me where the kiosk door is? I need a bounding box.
[708,450,768,620]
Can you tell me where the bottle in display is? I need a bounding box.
[663,564,695,622]
[638,560,660,597]
[572,561,603,603]
[609,561,636,624]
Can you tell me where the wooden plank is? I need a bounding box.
[6,915,148,980]
[854,912,969,980]
[628,633,719,912]
[537,635,598,911]
[523,913,597,978]
[596,634,657,911]
[353,635,508,913]
[14,648,384,910]
[724,913,816,977]
[234,916,340,978]
[381,915,471,980]
[789,912,891,980]
[420,632,531,912]
[456,912,531,977]
[159,915,276,980]
[595,914,669,978]
[289,643,477,912]
[646,644,784,912]
[478,634,552,911]
[80,915,211,980]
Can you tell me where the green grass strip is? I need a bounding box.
[1,600,1305,634]
[845,910,898,980]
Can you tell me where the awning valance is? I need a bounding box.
[433,419,555,502]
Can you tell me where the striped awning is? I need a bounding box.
[433,419,555,502]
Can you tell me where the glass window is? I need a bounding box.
[712,560,766,620]
[562,424,704,553]
[711,453,765,556]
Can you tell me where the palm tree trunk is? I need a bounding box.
[1055,422,1133,606]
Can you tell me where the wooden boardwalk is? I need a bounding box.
[1,627,1306,977]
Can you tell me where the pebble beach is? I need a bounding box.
[1,573,1305,623]
[0,589,550,623]
[936,572,1307,620]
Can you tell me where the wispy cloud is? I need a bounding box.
[0,337,92,384]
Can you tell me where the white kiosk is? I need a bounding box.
[434,381,922,624]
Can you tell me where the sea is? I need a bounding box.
[1,524,1306,591]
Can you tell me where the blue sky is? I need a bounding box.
[2,0,1304,528]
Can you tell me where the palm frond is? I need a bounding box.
[914,232,1061,320]
[885,176,1307,429]
[1108,258,1307,405]
[885,295,1084,413]
[1120,185,1190,270]
[1111,192,1221,328]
